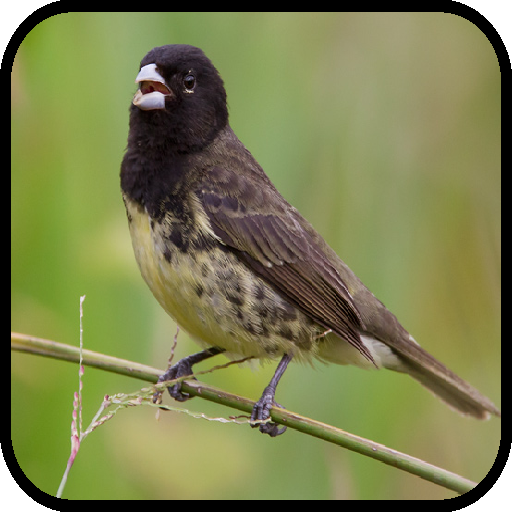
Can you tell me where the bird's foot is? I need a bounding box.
[250,385,287,437]
[152,347,224,404]
[153,357,195,403]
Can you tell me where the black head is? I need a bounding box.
[129,44,229,153]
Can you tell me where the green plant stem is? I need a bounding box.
[11,332,477,494]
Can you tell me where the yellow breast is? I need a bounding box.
[123,194,325,362]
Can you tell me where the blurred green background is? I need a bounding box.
[11,12,500,500]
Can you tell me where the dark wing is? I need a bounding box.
[195,166,374,363]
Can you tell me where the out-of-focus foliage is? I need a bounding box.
[11,12,500,499]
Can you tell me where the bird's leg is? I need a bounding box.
[251,353,293,437]
[153,347,224,403]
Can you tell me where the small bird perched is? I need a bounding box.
[121,44,500,436]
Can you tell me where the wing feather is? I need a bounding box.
[196,168,374,363]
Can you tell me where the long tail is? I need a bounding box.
[391,337,500,420]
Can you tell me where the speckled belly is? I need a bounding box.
[124,196,326,362]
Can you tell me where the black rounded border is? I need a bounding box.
[5,3,507,507]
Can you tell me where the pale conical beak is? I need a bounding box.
[132,63,172,110]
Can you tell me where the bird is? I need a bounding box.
[120,44,500,436]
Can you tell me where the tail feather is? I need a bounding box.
[404,359,499,419]
[391,340,500,419]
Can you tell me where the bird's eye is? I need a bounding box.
[183,74,196,92]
